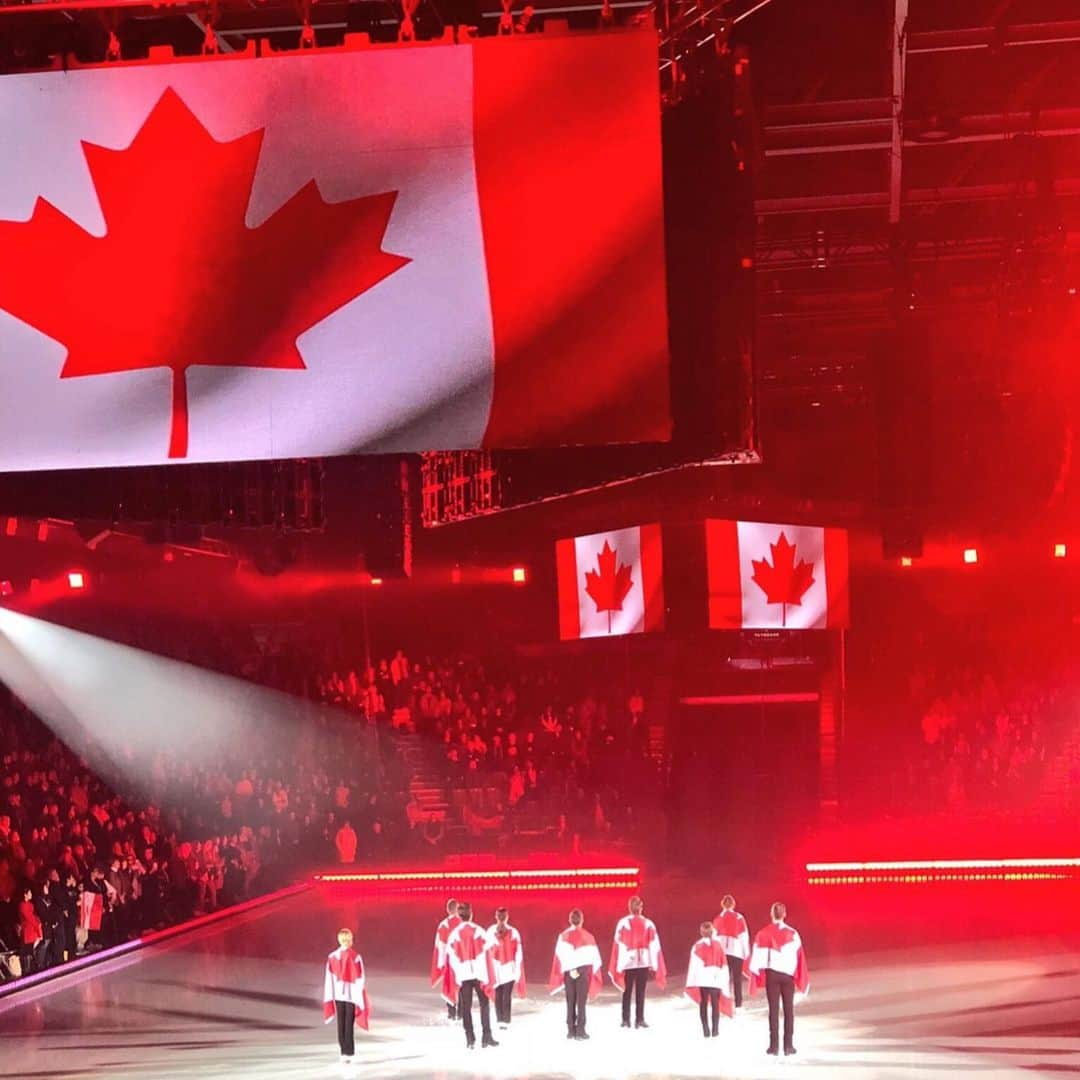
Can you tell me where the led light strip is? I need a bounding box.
[808,872,1071,886]
[320,881,642,894]
[316,866,639,882]
[314,867,641,890]
[806,858,1080,872]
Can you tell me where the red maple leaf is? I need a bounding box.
[583,540,634,633]
[0,88,410,459]
[750,531,815,627]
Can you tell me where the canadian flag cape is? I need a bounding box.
[0,34,668,471]
[549,927,603,1002]
[486,923,527,997]
[744,922,810,997]
[445,921,496,1002]
[609,914,667,991]
[431,913,461,1005]
[706,519,849,630]
[322,946,371,1031]
[712,910,750,959]
[683,937,734,1017]
[78,890,103,932]
[557,524,665,640]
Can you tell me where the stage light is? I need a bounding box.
[806,856,1080,885]
[512,566,527,584]
[1055,543,1067,558]
[5,517,17,537]
[314,865,641,893]
[369,577,383,586]
[963,548,978,564]
[67,571,85,590]
[0,581,12,597]
[900,556,913,567]
[450,566,462,585]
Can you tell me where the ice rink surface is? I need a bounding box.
[2,883,1080,1079]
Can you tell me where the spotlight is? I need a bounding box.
[900,556,913,568]
[963,548,978,565]
[512,566,527,584]
[67,571,86,590]
[369,576,383,587]
[1055,543,1067,558]
[0,581,12,597]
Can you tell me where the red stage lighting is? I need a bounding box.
[369,576,383,586]
[4,517,17,537]
[1055,543,1067,558]
[806,857,1080,885]
[67,571,85,590]
[511,566,527,584]
[314,865,641,893]
[900,556,913,567]
[0,581,12,597]
[963,548,978,564]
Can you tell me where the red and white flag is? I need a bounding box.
[556,524,665,640]
[0,35,668,471]
[706,520,849,630]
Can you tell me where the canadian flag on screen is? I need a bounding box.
[706,519,849,630]
[0,36,668,471]
[556,524,665,640]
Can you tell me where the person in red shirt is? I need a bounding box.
[18,885,45,974]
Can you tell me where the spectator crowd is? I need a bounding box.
[1,628,665,984]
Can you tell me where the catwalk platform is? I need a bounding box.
[2,879,1079,1079]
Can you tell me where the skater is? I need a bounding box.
[746,901,809,1058]
[685,921,734,1037]
[446,903,498,1049]
[610,895,666,1029]
[486,907,525,1028]
[549,908,602,1041]
[713,894,750,1010]
[322,928,370,1065]
[431,897,461,1020]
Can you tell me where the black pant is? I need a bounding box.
[621,967,648,1025]
[495,981,513,1024]
[564,968,589,1035]
[765,969,795,1052]
[698,987,721,1036]
[727,954,744,1008]
[334,1000,355,1057]
[459,979,492,1045]
[446,998,458,1021]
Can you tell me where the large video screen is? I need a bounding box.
[0,34,669,470]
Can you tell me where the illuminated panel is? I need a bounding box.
[315,866,641,893]
[0,33,668,472]
[807,858,1080,885]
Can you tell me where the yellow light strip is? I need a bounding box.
[314,866,640,884]
[806,858,1080,872]
[807,872,1070,885]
